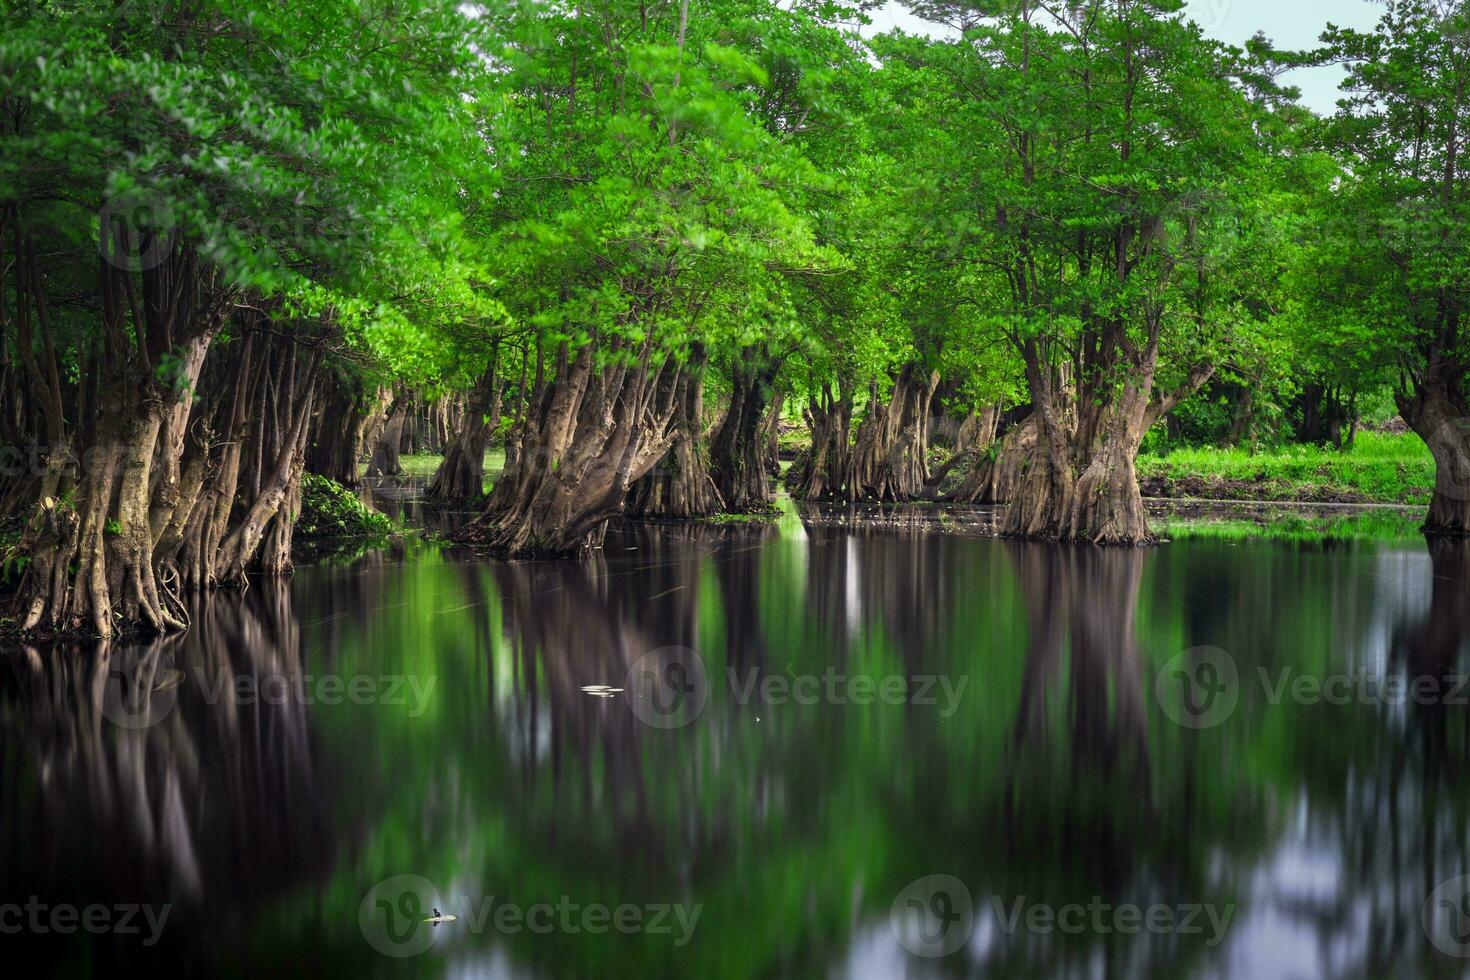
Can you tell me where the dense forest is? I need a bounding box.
[0,0,1466,638]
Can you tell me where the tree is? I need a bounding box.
[886,0,1269,543]
[463,0,836,555]
[1318,0,1470,535]
[0,0,493,635]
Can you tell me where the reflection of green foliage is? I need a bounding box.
[234,532,1316,978]
[1159,509,1424,543]
[165,512,1465,980]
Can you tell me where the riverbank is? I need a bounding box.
[392,432,1436,514]
[1137,433,1434,506]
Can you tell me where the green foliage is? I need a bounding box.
[0,525,26,587]
[296,474,395,539]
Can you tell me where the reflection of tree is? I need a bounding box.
[476,520,877,977]
[1275,537,1470,978]
[492,550,660,852]
[710,524,778,676]
[489,522,787,863]
[1396,538,1470,767]
[797,519,854,658]
[0,579,332,945]
[17,520,1470,979]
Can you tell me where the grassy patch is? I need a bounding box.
[396,450,506,490]
[395,453,444,478]
[1137,432,1435,505]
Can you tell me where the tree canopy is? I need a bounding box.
[2,0,1468,634]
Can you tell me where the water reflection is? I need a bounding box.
[0,579,333,973]
[0,519,1469,978]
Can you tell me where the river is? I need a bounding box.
[3,497,1468,978]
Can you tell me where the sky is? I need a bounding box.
[862,0,1386,115]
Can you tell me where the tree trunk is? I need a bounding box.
[761,391,785,478]
[462,339,684,557]
[1399,378,1470,537]
[628,345,723,518]
[366,395,409,478]
[426,354,504,502]
[785,385,853,501]
[1059,380,1154,545]
[847,363,939,502]
[930,404,1003,498]
[307,372,372,487]
[1003,322,1212,545]
[1002,345,1078,540]
[709,345,780,512]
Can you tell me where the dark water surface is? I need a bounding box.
[4,501,1470,978]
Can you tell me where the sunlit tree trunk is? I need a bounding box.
[465,339,684,556]
[628,344,723,518]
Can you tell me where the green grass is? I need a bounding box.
[395,453,442,478]
[1157,509,1426,544]
[396,449,506,489]
[1137,432,1435,505]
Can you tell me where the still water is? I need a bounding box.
[3,501,1470,978]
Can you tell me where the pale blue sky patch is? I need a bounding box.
[862,0,1386,115]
